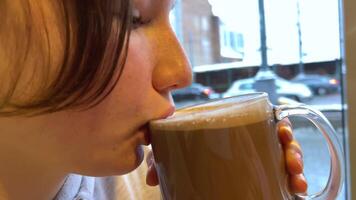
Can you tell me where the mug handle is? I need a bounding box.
[274,105,344,200]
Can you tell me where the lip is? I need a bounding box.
[161,106,176,119]
[140,106,175,145]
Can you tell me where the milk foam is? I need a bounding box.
[150,94,273,131]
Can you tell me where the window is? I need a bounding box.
[219,22,244,59]
[171,0,347,198]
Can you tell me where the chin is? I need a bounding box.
[78,145,146,177]
[115,145,146,175]
[126,145,145,173]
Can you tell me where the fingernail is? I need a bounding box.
[279,125,293,143]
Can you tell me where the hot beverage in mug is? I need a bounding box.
[150,93,344,200]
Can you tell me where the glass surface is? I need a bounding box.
[170,0,347,199]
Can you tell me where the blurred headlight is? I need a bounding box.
[329,78,339,85]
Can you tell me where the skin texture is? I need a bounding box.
[0,0,306,199]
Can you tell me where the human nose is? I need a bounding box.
[151,27,192,92]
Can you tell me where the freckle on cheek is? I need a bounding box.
[111,145,118,152]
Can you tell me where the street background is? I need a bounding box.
[169,0,346,197]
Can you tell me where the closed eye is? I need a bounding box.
[132,16,144,29]
[131,14,151,29]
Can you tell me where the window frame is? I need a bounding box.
[342,0,355,198]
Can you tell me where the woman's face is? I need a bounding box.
[1,0,192,176]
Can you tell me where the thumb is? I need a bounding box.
[146,151,159,186]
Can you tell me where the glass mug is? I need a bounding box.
[149,92,344,200]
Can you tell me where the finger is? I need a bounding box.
[287,140,303,158]
[146,163,159,186]
[145,151,159,186]
[278,118,293,130]
[285,145,303,175]
[278,122,294,145]
[289,174,308,194]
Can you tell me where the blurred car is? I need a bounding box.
[291,74,340,95]
[223,76,313,102]
[172,83,218,102]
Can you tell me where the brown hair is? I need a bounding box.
[0,0,132,116]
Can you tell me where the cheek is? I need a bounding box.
[112,37,154,112]
[50,34,155,165]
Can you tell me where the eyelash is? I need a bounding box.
[131,16,149,29]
